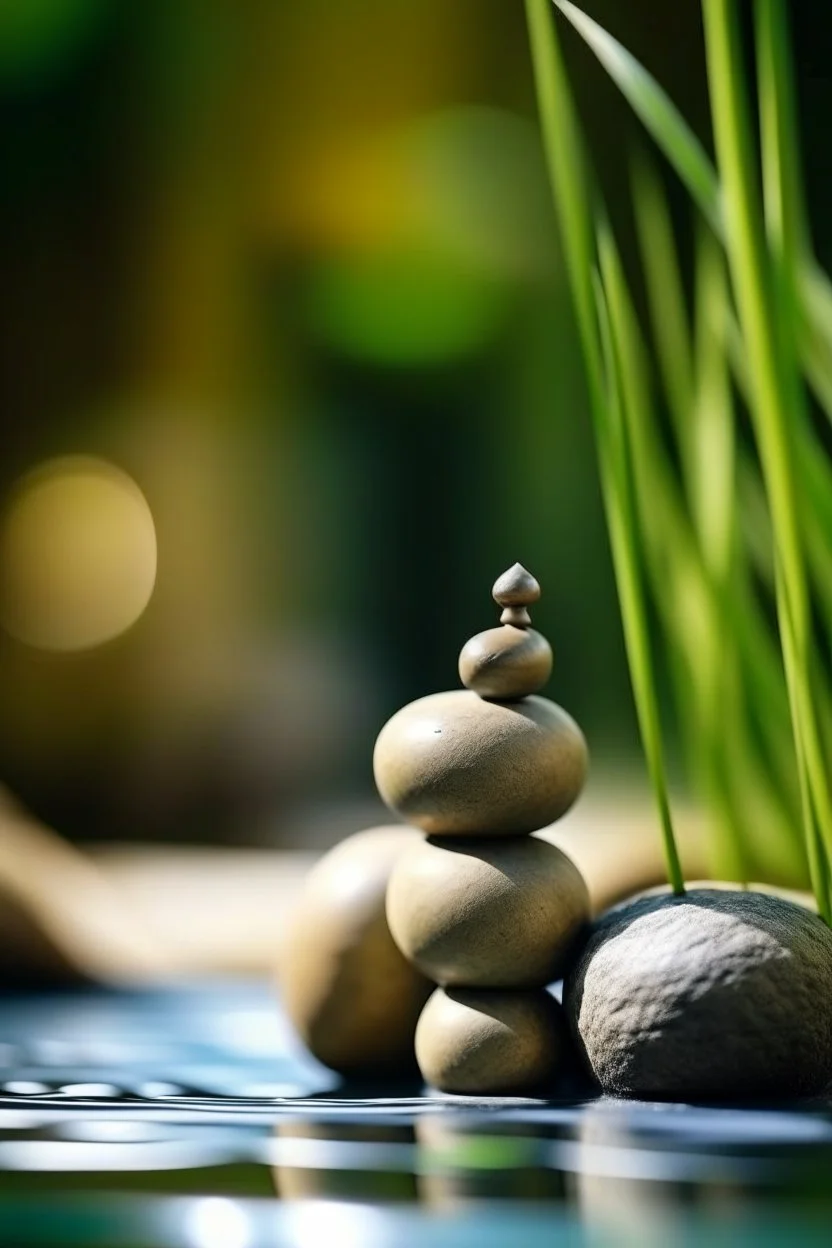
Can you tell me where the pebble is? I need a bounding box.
[373,690,587,836]
[458,625,552,700]
[387,835,589,987]
[280,826,432,1075]
[416,987,568,1095]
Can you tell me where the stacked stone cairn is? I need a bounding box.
[375,564,591,1095]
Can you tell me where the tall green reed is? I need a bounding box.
[524,0,684,894]
[525,0,832,918]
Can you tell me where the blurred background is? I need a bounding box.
[0,0,828,855]
[2,13,832,1239]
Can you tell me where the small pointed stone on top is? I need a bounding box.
[492,564,540,629]
[492,563,541,607]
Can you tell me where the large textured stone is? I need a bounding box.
[373,690,587,837]
[565,889,832,1099]
[386,835,589,987]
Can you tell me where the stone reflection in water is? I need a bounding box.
[272,1118,417,1203]
[415,1114,567,1208]
[575,1105,683,1246]
[574,1101,832,1243]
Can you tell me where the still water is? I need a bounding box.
[0,983,828,1246]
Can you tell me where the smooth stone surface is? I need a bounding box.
[387,835,589,987]
[416,987,568,1095]
[492,563,540,607]
[458,625,552,700]
[373,690,587,837]
[565,889,832,1100]
[280,826,432,1075]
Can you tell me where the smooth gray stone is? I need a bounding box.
[564,889,832,1100]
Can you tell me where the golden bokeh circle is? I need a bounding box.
[0,456,157,652]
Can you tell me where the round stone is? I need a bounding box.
[280,826,432,1075]
[386,835,589,987]
[458,625,552,700]
[373,690,587,837]
[565,889,832,1100]
[416,987,568,1095]
[492,563,540,607]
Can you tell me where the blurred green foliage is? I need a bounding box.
[0,0,107,87]
[0,0,828,853]
[527,0,832,902]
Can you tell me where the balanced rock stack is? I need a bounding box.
[376,564,591,1095]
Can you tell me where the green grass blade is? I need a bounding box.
[599,211,751,882]
[531,0,827,899]
[746,425,832,645]
[628,172,792,884]
[755,0,810,274]
[552,1,832,432]
[631,151,694,462]
[801,269,832,416]
[592,249,685,895]
[755,0,832,912]
[702,0,831,921]
[692,228,735,583]
[525,0,684,893]
[685,236,805,878]
[775,556,832,918]
[631,163,734,587]
[554,1,720,231]
[730,326,832,659]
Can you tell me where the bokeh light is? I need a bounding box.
[401,105,557,280]
[184,1198,252,1248]
[299,106,554,367]
[304,243,508,367]
[0,456,157,652]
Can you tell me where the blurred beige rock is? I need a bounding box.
[0,786,810,986]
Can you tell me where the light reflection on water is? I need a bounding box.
[0,1090,830,1243]
[0,984,829,1244]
